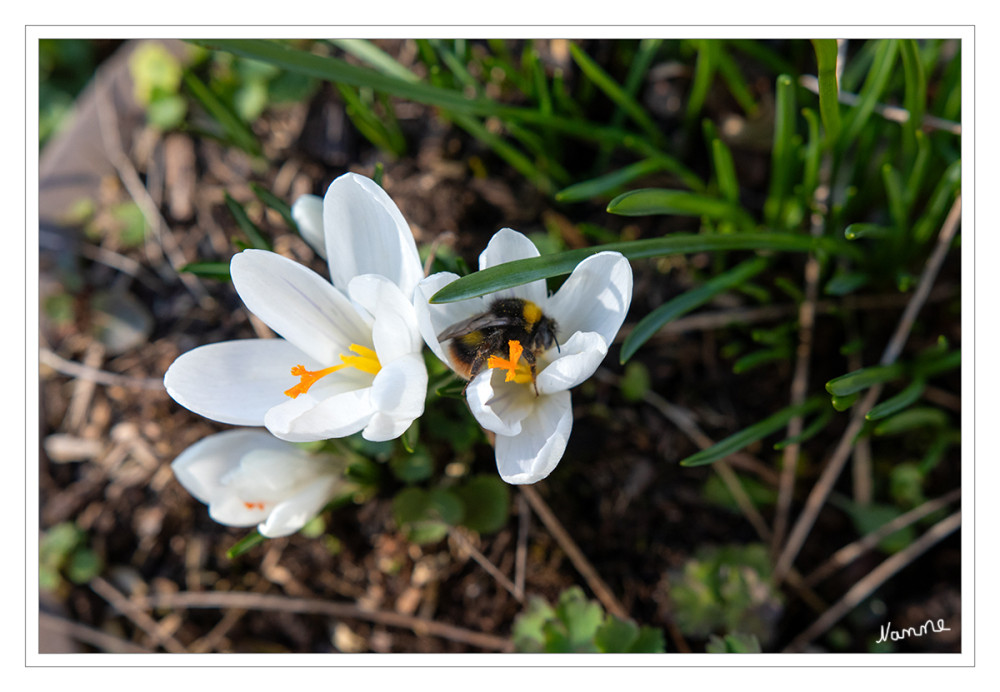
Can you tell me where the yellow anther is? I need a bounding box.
[284,344,381,398]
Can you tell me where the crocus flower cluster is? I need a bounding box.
[166,172,632,534]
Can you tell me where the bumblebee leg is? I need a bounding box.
[464,352,488,393]
[521,349,540,396]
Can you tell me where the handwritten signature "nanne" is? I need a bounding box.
[876,619,952,644]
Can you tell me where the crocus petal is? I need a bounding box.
[536,331,609,395]
[231,249,372,364]
[348,274,423,362]
[477,228,547,305]
[165,339,319,426]
[413,272,490,368]
[291,193,327,258]
[495,390,573,484]
[323,172,422,297]
[208,494,270,527]
[466,369,537,436]
[264,386,376,442]
[258,475,340,538]
[171,429,290,504]
[545,251,632,347]
[365,353,428,441]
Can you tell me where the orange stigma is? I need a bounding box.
[283,344,382,398]
[487,340,527,383]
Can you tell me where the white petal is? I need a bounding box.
[323,172,423,297]
[545,251,633,346]
[536,331,609,395]
[231,249,372,364]
[258,475,340,538]
[229,448,333,498]
[495,390,573,485]
[208,494,270,527]
[466,369,536,436]
[264,386,376,442]
[478,228,547,305]
[413,272,490,370]
[349,274,422,363]
[165,339,319,426]
[171,429,289,504]
[291,194,327,258]
[365,354,427,441]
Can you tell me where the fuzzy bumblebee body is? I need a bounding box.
[438,297,559,386]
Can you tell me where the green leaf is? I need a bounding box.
[774,407,833,449]
[706,632,762,653]
[844,223,892,240]
[250,182,297,231]
[455,476,510,534]
[826,363,905,397]
[389,446,434,484]
[66,547,103,584]
[512,597,556,652]
[555,587,604,650]
[429,233,856,304]
[224,192,271,251]
[621,256,769,363]
[227,530,266,559]
[178,261,231,280]
[763,74,797,229]
[680,397,825,467]
[619,361,651,402]
[873,407,949,436]
[594,616,640,653]
[555,158,669,203]
[811,39,841,143]
[182,70,261,156]
[842,501,914,553]
[629,626,667,653]
[866,379,926,421]
[607,188,755,229]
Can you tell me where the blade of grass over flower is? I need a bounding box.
[607,188,755,230]
[181,70,261,157]
[680,397,825,467]
[430,232,859,303]
[569,42,663,145]
[224,192,271,251]
[556,159,670,203]
[620,256,769,363]
[810,39,841,144]
[825,363,905,397]
[865,378,925,421]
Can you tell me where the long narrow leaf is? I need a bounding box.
[810,39,841,144]
[620,257,769,363]
[680,397,825,466]
[181,70,261,156]
[825,363,905,397]
[430,232,859,304]
[607,188,755,230]
[866,378,926,421]
[224,193,271,251]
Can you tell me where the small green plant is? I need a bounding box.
[39,523,103,592]
[513,586,666,653]
[667,544,782,647]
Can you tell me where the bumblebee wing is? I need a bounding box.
[437,313,518,341]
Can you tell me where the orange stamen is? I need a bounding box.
[243,501,266,511]
[487,340,525,382]
[283,344,382,398]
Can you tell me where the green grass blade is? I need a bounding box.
[710,138,740,204]
[178,261,231,280]
[680,397,825,466]
[841,39,899,144]
[825,363,905,397]
[556,158,669,203]
[181,70,261,156]
[607,188,755,230]
[899,39,927,146]
[774,406,833,449]
[224,192,271,250]
[568,42,663,145]
[621,257,769,363]
[763,74,797,229]
[429,232,859,304]
[250,182,296,231]
[686,39,717,122]
[715,43,758,115]
[865,378,926,421]
[810,39,841,144]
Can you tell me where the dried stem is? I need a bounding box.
[90,576,188,653]
[39,611,152,654]
[515,493,530,601]
[783,510,961,652]
[40,347,166,391]
[773,196,961,585]
[448,527,523,602]
[131,590,514,652]
[803,488,961,588]
[518,485,628,620]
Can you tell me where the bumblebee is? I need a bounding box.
[437,297,559,393]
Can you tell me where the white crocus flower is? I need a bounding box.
[172,429,345,537]
[165,172,427,443]
[414,229,632,485]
